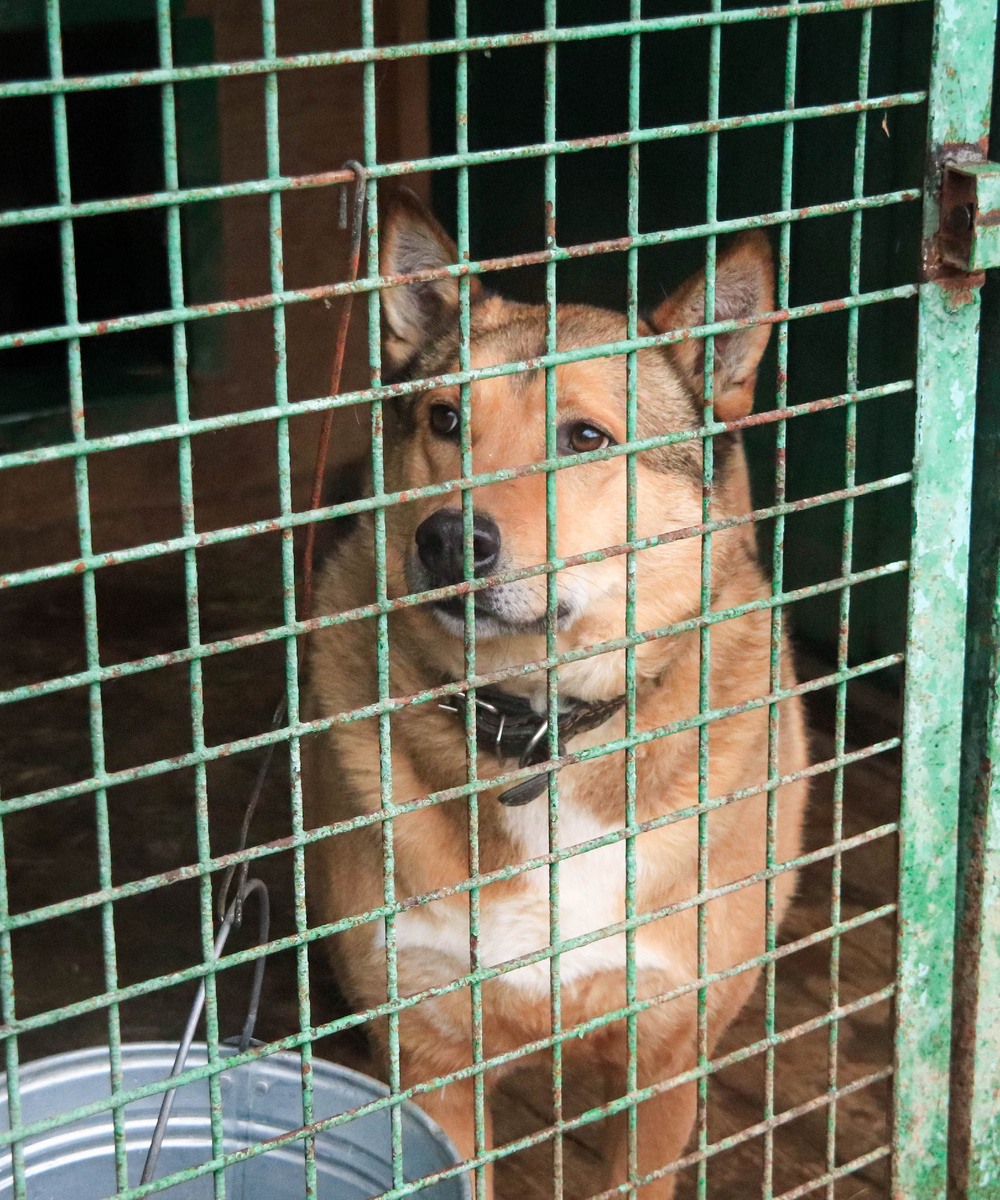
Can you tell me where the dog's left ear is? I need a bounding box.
[379,187,483,369]
[650,231,774,421]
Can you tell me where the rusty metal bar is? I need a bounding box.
[0,0,929,100]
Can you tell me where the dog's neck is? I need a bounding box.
[437,682,629,805]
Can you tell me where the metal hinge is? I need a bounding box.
[939,161,1000,272]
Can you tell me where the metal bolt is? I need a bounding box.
[254,1079,270,1096]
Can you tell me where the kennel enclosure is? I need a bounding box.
[0,0,999,1197]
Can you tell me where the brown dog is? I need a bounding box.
[304,189,808,1199]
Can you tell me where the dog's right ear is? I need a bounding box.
[379,188,482,369]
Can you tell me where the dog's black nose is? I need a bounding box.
[415,509,501,584]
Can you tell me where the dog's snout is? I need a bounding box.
[415,509,501,584]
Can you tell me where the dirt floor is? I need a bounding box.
[0,533,900,1199]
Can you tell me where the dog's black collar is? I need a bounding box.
[439,684,626,806]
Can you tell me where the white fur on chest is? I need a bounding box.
[383,791,675,995]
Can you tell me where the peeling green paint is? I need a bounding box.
[897,0,997,1193]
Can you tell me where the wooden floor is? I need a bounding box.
[0,541,901,1199]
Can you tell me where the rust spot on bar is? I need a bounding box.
[923,143,990,299]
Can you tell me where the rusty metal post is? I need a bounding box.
[951,37,1000,1199]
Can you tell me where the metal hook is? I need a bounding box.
[519,718,550,768]
[217,696,286,927]
[141,878,271,1185]
[338,158,366,231]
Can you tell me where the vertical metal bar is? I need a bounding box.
[454,4,486,1194]
[624,5,642,1198]
[259,2,314,1190]
[697,10,722,1199]
[0,812,25,1200]
[897,0,997,1192]
[154,8,228,1192]
[825,15,871,1194]
[542,6,564,1198]
[44,2,129,1191]
[360,1,403,1187]
[764,3,800,1191]
[259,1,316,1192]
[952,109,1000,1198]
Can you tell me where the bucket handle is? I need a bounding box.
[140,877,270,1185]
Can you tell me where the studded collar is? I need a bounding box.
[439,684,627,806]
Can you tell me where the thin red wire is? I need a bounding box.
[301,161,368,623]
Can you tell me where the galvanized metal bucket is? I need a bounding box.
[0,1043,470,1200]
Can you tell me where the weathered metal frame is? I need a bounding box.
[0,0,996,1195]
[952,94,1000,1198]
[894,0,998,1192]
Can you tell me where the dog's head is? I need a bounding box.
[379,189,773,648]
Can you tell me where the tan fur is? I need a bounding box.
[304,192,808,1199]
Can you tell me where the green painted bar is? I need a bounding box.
[0,103,926,232]
[1,737,902,946]
[0,814,25,1197]
[825,13,872,1195]
[765,1,798,1189]
[0,875,899,1151]
[0,0,932,100]
[953,84,1000,1195]
[0,347,917,479]
[0,183,924,353]
[697,6,722,1194]
[542,9,565,1196]
[452,5,489,1196]
[9,984,898,1200]
[257,0,318,1189]
[896,0,998,1190]
[623,5,641,1195]
[0,588,912,818]
[43,0,129,1189]
[0,505,912,709]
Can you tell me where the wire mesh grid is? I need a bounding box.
[0,0,990,1197]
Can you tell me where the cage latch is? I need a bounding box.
[938,161,1000,272]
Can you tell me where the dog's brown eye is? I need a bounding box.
[429,404,460,439]
[564,422,612,454]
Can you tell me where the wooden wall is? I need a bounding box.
[0,0,427,577]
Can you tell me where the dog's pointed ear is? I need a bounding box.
[650,231,774,420]
[379,188,482,369]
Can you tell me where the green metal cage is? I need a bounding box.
[0,0,998,1197]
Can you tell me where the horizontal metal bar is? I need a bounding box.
[0,581,908,814]
[0,829,897,1088]
[0,529,908,710]
[773,1147,893,1200]
[1,736,899,934]
[0,420,914,599]
[0,0,929,100]
[586,1068,893,1199]
[0,917,895,1153]
[95,984,897,1200]
[0,99,923,231]
[0,326,913,474]
[370,988,896,1200]
[0,207,920,354]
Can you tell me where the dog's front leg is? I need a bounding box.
[601,1076,696,1200]
[395,1004,495,1200]
[414,1073,494,1196]
[594,1008,699,1200]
